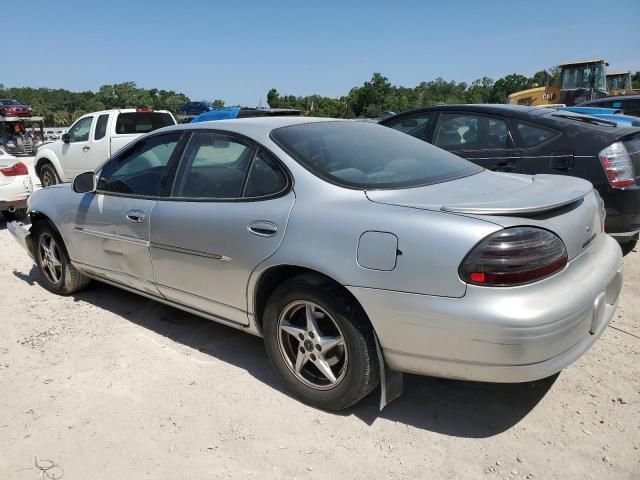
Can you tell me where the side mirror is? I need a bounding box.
[61,133,70,143]
[73,171,96,193]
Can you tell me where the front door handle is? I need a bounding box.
[126,210,146,223]
[83,146,91,152]
[248,221,278,237]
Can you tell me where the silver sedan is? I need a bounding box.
[9,117,623,410]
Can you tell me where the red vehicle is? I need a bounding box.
[0,99,32,118]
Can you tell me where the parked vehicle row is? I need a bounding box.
[8,117,623,410]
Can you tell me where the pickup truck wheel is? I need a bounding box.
[39,163,60,187]
[34,223,90,295]
[263,274,380,410]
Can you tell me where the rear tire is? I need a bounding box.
[39,163,60,187]
[263,274,379,410]
[33,222,90,295]
[620,234,638,256]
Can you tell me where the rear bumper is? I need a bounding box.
[602,185,640,237]
[348,234,623,383]
[0,198,28,211]
[7,221,34,259]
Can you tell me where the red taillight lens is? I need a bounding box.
[0,162,29,176]
[460,227,568,287]
[599,141,635,188]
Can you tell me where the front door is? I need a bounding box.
[70,131,184,295]
[433,112,522,173]
[149,131,295,325]
[60,115,95,179]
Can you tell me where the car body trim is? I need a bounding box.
[150,241,232,262]
[73,227,150,246]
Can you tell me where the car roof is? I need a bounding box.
[383,104,551,119]
[579,94,640,104]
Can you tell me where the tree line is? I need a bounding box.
[0,82,190,126]
[1,69,639,126]
[268,69,640,118]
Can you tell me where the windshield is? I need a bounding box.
[561,64,607,92]
[607,74,632,91]
[0,99,20,105]
[271,121,482,189]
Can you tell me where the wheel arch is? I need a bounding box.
[35,151,62,179]
[251,264,375,336]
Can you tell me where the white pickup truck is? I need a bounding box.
[35,108,176,186]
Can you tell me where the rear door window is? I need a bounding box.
[515,121,558,147]
[384,113,433,140]
[433,114,511,150]
[94,114,109,140]
[115,112,175,134]
[173,132,254,199]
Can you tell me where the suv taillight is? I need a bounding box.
[599,141,635,188]
[0,162,28,176]
[459,227,568,287]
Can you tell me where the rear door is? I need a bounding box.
[149,131,295,325]
[432,112,522,173]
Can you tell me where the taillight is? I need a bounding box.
[0,162,28,176]
[599,141,635,188]
[460,227,568,287]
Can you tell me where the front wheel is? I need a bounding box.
[39,163,60,187]
[263,274,379,410]
[34,223,90,295]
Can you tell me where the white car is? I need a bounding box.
[0,147,32,220]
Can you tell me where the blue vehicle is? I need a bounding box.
[179,101,214,116]
[554,106,640,127]
[191,107,303,123]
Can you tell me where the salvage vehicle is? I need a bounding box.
[0,99,33,118]
[380,105,640,246]
[552,107,640,127]
[577,94,640,118]
[8,118,622,410]
[34,108,176,187]
[0,147,32,220]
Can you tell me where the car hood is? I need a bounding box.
[365,171,593,215]
[366,170,601,261]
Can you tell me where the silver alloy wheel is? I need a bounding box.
[277,300,348,390]
[38,233,63,285]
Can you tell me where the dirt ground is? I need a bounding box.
[0,218,638,480]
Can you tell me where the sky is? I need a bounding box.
[4,0,639,106]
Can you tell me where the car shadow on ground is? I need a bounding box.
[13,265,562,438]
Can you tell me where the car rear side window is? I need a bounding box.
[173,132,254,199]
[115,112,175,134]
[433,114,510,150]
[515,121,558,147]
[243,150,287,198]
[97,133,181,197]
[94,114,109,140]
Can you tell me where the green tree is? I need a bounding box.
[489,74,534,103]
[632,71,640,89]
[212,99,225,108]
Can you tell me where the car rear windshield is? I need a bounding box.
[115,112,175,135]
[271,121,482,189]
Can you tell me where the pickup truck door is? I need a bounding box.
[59,115,95,179]
[70,132,184,295]
[432,112,522,173]
[149,132,294,326]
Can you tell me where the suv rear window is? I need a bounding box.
[271,121,482,189]
[115,112,175,135]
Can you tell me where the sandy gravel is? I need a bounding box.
[0,220,638,480]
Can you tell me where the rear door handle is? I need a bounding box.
[248,221,278,237]
[126,210,146,223]
[83,146,91,152]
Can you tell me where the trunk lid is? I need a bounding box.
[366,171,602,260]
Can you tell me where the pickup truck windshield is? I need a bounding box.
[115,112,175,134]
[271,121,482,189]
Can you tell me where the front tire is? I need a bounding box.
[33,222,90,295]
[39,163,60,187]
[263,274,379,410]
